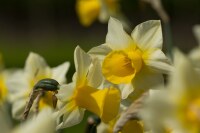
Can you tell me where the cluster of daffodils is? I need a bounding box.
[1,18,200,133]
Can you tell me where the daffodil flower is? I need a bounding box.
[168,50,200,133]
[89,17,172,99]
[56,46,121,129]
[76,0,121,26]
[141,49,200,133]
[7,52,70,119]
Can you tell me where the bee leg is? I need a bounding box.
[52,91,58,109]
[23,89,41,120]
[34,90,45,115]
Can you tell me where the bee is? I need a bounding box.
[23,78,60,120]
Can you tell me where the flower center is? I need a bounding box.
[102,48,143,84]
[39,91,54,110]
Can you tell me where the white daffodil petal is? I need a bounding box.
[170,49,200,92]
[12,108,56,133]
[189,47,200,69]
[144,49,172,74]
[57,106,85,129]
[193,25,200,45]
[12,99,26,119]
[52,62,70,84]
[6,70,28,94]
[9,91,27,103]
[87,59,103,88]
[74,46,92,85]
[118,83,134,99]
[131,20,162,51]
[132,66,164,90]
[97,122,110,133]
[106,17,133,50]
[88,44,112,61]
[56,83,75,102]
[25,52,50,80]
[140,89,171,133]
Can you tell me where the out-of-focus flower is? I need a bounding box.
[89,17,172,99]
[0,108,56,133]
[193,25,200,45]
[55,46,121,129]
[12,108,56,133]
[0,54,9,105]
[189,25,200,70]
[7,52,70,119]
[141,49,200,133]
[76,0,122,26]
[140,89,172,133]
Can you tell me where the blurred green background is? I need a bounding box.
[0,0,199,132]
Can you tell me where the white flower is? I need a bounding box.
[89,17,172,99]
[7,52,70,120]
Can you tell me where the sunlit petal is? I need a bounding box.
[106,17,133,50]
[74,46,92,86]
[52,62,70,84]
[131,20,162,51]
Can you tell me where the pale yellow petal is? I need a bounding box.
[118,84,134,99]
[12,99,27,120]
[106,17,133,50]
[170,49,200,95]
[131,20,162,51]
[87,58,103,88]
[56,104,85,129]
[88,44,112,61]
[143,49,172,74]
[193,25,200,45]
[132,66,164,90]
[74,46,92,86]
[24,52,50,80]
[52,62,70,84]
[12,108,56,133]
[56,83,75,102]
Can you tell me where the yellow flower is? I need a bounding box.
[76,0,120,26]
[89,17,172,98]
[56,46,121,129]
[7,52,70,119]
